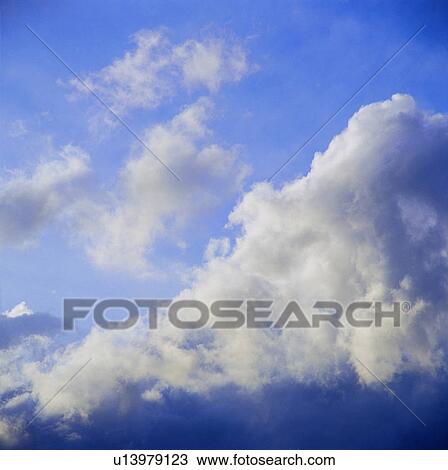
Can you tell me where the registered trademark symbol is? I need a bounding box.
[401,301,411,313]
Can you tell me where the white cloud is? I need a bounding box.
[0,418,21,447]
[2,302,33,318]
[0,335,51,400]
[173,37,248,92]
[2,392,30,410]
[0,145,91,249]
[142,388,163,402]
[4,94,448,426]
[69,29,250,125]
[73,98,250,275]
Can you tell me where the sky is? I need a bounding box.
[1,0,448,449]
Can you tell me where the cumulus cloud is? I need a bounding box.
[0,145,91,249]
[73,97,250,275]
[3,94,448,430]
[181,94,448,386]
[69,29,250,126]
[1,302,33,319]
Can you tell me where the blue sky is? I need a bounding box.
[1,0,448,449]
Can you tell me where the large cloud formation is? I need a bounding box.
[184,94,448,386]
[1,95,448,441]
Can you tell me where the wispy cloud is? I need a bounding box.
[67,29,251,129]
